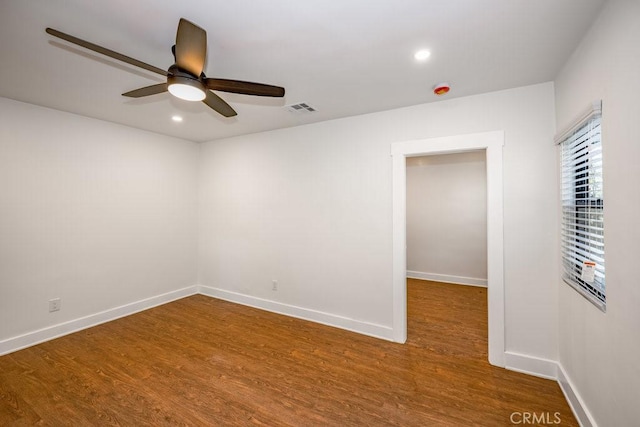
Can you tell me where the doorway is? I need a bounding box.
[391,131,505,367]
[406,151,487,286]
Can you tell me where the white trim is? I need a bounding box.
[503,353,597,427]
[407,271,487,287]
[554,100,602,144]
[504,351,558,380]
[1,283,394,356]
[0,285,198,356]
[392,131,505,366]
[198,286,395,342]
[557,364,598,427]
[392,152,408,343]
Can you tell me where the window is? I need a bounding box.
[558,102,605,311]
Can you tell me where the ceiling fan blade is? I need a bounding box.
[205,79,285,97]
[46,28,167,77]
[203,91,237,117]
[175,19,206,76]
[122,83,168,98]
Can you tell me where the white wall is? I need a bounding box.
[199,82,558,360]
[406,152,487,285]
[0,80,561,372]
[554,0,640,425]
[0,98,199,343]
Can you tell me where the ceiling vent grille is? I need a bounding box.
[285,102,317,114]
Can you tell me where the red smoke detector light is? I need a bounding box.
[433,82,450,96]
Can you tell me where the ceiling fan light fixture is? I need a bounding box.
[167,75,206,101]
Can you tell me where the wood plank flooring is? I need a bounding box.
[0,279,577,426]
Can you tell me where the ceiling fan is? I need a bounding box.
[45,19,285,118]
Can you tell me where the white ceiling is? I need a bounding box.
[0,0,604,142]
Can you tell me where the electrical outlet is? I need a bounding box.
[49,298,61,312]
[272,280,278,291]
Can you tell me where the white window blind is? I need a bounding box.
[559,105,605,311]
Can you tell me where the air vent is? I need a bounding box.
[285,102,317,114]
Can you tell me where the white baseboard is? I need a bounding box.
[557,363,597,427]
[0,285,198,356]
[504,351,558,380]
[198,285,395,342]
[505,352,596,427]
[407,271,487,287]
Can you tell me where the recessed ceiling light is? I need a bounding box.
[172,115,183,122]
[414,49,431,61]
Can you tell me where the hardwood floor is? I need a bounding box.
[0,279,577,426]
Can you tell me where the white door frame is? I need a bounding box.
[391,131,505,367]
